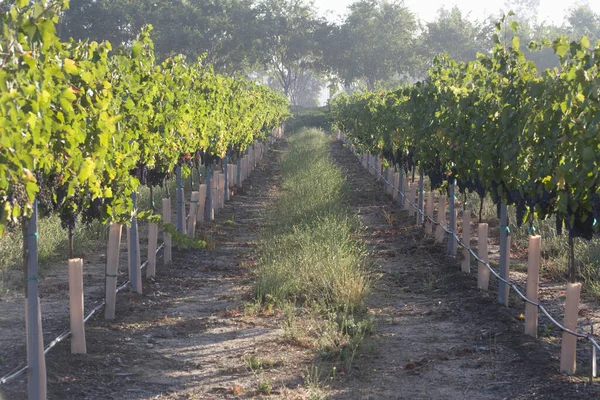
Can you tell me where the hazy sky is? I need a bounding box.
[314,0,600,25]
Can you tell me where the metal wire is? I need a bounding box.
[0,243,166,385]
[356,146,600,352]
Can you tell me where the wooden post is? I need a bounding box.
[236,158,242,188]
[105,223,122,319]
[219,172,225,209]
[204,166,212,220]
[425,192,434,235]
[448,182,457,256]
[498,202,509,305]
[403,176,410,211]
[417,172,424,225]
[525,235,541,337]
[176,166,184,234]
[384,167,389,194]
[211,169,219,219]
[501,235,512,306]
[560,282,581,375]
[68,258,86,354]
[187,191,200,238]
[25,201,47,400]
[461,212,471,273]
[477,223,490,290]
[197,184,207,223]
[435,195,447,243]
[408,183,415,217]
[398,171,404,208]
[224,157,230,202]
[146,223,158,278]
[392,172,399,202]
[162,198,172,265]
[127,193,141,294]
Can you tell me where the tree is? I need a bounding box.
[329,0,419,89]
[565,3,600,44]
[255,0,327,103]
[60,0,262,72]
[420,7,493,65]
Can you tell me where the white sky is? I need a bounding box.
[314,0,600,26]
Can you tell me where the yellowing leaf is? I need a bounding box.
[64,58,78,75]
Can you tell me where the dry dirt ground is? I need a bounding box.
[1,136,599,399]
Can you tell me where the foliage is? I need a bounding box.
[0,0,289,236]
[330,19,600,247]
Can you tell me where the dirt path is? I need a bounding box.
[1,141,315,399]
[327,139,599,400]
[2,133,599,399]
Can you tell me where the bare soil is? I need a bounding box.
[0,136,598,399]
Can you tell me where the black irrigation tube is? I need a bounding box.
[0,243,165,385]
[350,140,600,353]
[1,139,271,386]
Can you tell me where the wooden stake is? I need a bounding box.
[435,195,447,243]
[146,223,158,278]
[68,258,86,354]
[162,198,172,265]
[502,235,512,307]
[560,282,581,375]
[197,184,207,223]
[425,192,434,235]
[525,235,541,337]
[219,172,225,209]
[461,212,471,273]
[477,223,490,291]
[392,172,399,202]
[211,169,219,219]
[187,191,200,238]
[403,176,410,211]
[105,223,122,319]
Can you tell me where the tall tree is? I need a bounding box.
[255,0,327,103]
[421,7,493,65]
[329,0,419,89]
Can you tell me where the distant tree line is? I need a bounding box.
[58,0,600,106]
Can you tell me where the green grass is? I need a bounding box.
[254,128,372,311]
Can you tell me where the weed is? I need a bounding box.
[257,378,272,395]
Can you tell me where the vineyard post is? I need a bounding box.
[403,175,410,211]
[236,157,242,188]
[498,202,509,306]
[383,165,389,193]
[218,171,225,210]
[409,183,417,218]
[24,201,47,400]
[187,191,200,238]
[176,166,185,234]
[398,169,404,207]
[417,171,424,225]
[205,166,212,221]
[211,169,219,218]
[560,282,581,374]
[366,153,370,173]
[127,193,142,294]
[146,222,158,278]
[435,195,446,243]
[392,172,399,202]
[162,199,172,264]
[105,223,122,319]
[425,192,434,235]
[448,181,456,256]
[68,258,86,354]
[197,184,207,223]
[525,234,541,337]
[477,223,490,290]
[224,157,230,201]
[461,211,471,273]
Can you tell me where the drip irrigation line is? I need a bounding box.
[0,242,166,385]
[359,148,600,353]
[0,141,272,387]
